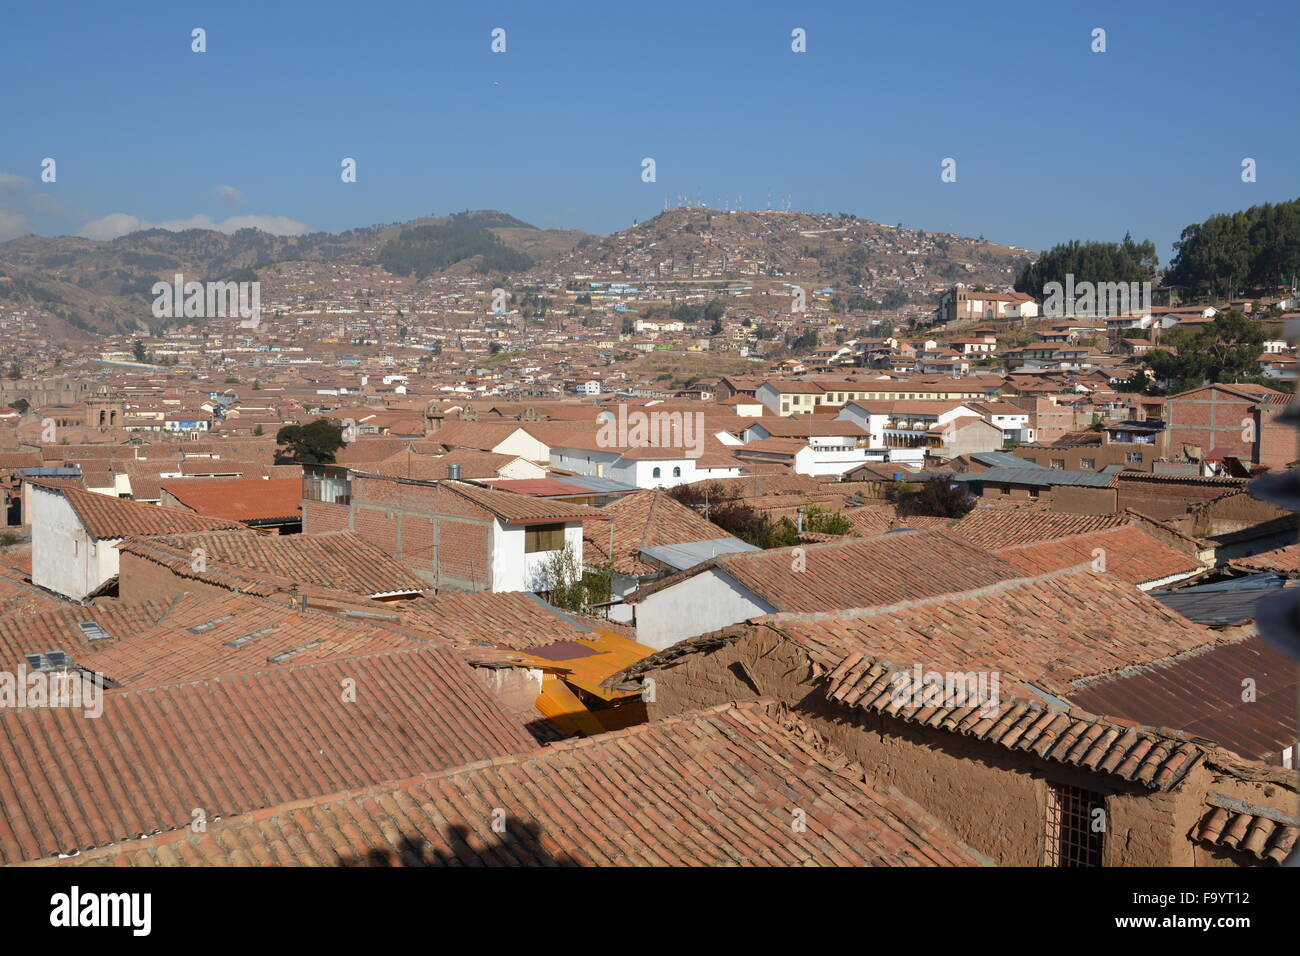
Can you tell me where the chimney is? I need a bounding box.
[447,463,461,480]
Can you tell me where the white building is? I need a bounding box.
[28,481,239,602]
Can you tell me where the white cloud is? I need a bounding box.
[218,215,311,235]
[77,211,310,241]
[77,212,150,240]
[0,172,33,240]
[216,185,245,208]
[0,172,30,192]
[0,208,30,241]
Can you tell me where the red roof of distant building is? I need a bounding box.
[162,477,303,523]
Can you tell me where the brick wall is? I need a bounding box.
[303,501,351,534]
[331,475,495,589]
[1165,387,1255,461]
[1257,405,1298,470]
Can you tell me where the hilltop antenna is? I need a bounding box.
[767,189,772,211]
[786,194,792,212]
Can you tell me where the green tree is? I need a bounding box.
[132,341,147,363]
[275,419,346,464]
[886,478,974,519]
[803,505,852,535]
[1015,234,1158,296]
[1166,199,1300,298]
[538,544,612,611]
[1146,310,1267,391]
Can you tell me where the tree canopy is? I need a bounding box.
[1015,234,1158,296]
[1165,198,1300,299]
[275,419,347,464]
[886,478,974,519]
[1145,310,1269,393]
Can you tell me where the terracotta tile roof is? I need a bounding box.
[27,482,245,539]
[618,569,1224,792]
[951,507,1126,550]
[43,701,987,867]
[748,418,867,438]
[331,437,416,464]
[397,590,618,652]
[0,645,536,864]
[1192,803,1297,864]
[1065,634,1296,762]
[627,528,1021,611]
[117,530,428,597]
[680,474,825,498]
[0,600,173,671]
[1230,544,1300,575]
[840,505,953,536]
[443,480,609,524]
[0,565,66,618]
[422,420,529,451]
[582,490,731,575]
[761,568,1215,696]
[161,477,303,523]
[74,592,420,685]
[992,526,1204,587]
[358,449,520,481]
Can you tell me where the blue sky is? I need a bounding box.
[2,0,1297,263]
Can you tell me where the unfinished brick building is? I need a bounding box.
[301,464,608,591]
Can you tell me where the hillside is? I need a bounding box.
[0,210,592,337]
[535,208,1034,308]
[0,206,1032,338]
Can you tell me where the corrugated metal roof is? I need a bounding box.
[951,466,1117,488]
[547,475,640,494]
[968,451,1042,468]
[638,536,760,571]
[1151,580,1282,627]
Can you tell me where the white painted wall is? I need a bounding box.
[30,486,118,601]
[793,445,873,476]
[492,428,553,464]
[551,446,622,479]
[634,568,776,650]
[491,519,585,592]
[498,457,546,480]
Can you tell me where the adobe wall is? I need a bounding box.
[117,551,259,605]
[1044,485,1117,515]
[1115,477,1242,521]
[639,629,1283,867]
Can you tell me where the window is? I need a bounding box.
[672,466,681,478]
[1029,487,1040,499]
[525,523,565,553]
[652,466,661,479]
[1080,458,1095,470]
[303,465,351,505]
[1126,451,1142,464]
[1051,459,1065,470]
[1043,782,1105,867]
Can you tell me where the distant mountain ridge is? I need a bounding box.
[0,210,593,336]
[0,206,1033,337]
